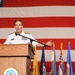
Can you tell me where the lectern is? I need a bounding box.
[0,44,33,75]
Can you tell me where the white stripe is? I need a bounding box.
[0,6,75,17]
[36,50,75,61]
[0,28,75,39]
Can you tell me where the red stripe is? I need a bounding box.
[31,62,75,72]
[0,17,75,28]
[0,39,75,50]
[37,39,75,50]
[3,0,75,7]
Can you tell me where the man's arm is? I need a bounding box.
[36,40,52,47]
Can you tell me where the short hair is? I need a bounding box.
[14,20,23,25]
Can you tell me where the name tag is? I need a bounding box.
[11,38,14,40]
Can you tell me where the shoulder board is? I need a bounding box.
[9,32,14,35]
[24,32,30,34]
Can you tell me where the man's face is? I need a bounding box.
[14,21,23,34]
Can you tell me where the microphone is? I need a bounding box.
[15,32,18,36]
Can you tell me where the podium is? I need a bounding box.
[0,44,33,75]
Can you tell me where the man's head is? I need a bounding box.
[14,20,23,34]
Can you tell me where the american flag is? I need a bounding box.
[0,0,75,72]
[58,43,65,75]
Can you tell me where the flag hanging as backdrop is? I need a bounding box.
[0,0,75,72]
[66,43,73,75]
[32,46,39,75]
[58,43,65,75]
[50,43,57,75]
[40,47,46,75]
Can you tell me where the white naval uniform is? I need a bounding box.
[4,31,38,46]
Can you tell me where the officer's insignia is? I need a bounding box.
[22,36,27,40]
[11,38,14,40]
[24,32,30,34]
[4,68,18,75]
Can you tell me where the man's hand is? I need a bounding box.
[36,40,52,47]
[45,40,52,47]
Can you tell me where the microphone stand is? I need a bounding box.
[16,33,50,55]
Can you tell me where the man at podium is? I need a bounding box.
[4,20,52,47]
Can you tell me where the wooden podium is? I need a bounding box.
[0,44,33,75]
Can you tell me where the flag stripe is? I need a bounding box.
[37,39,75,50]
[0,28,75,39]
[0,17,75,28]
[0,6,75,18]
[3,0,75,7]
[36,50,75,61]
[0,39,75,50]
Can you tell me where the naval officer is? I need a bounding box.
[4,20,52,47]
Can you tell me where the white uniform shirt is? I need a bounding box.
[4,31,38,46]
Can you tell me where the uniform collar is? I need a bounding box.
[15,31,24,36]
[21,31,25,35]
